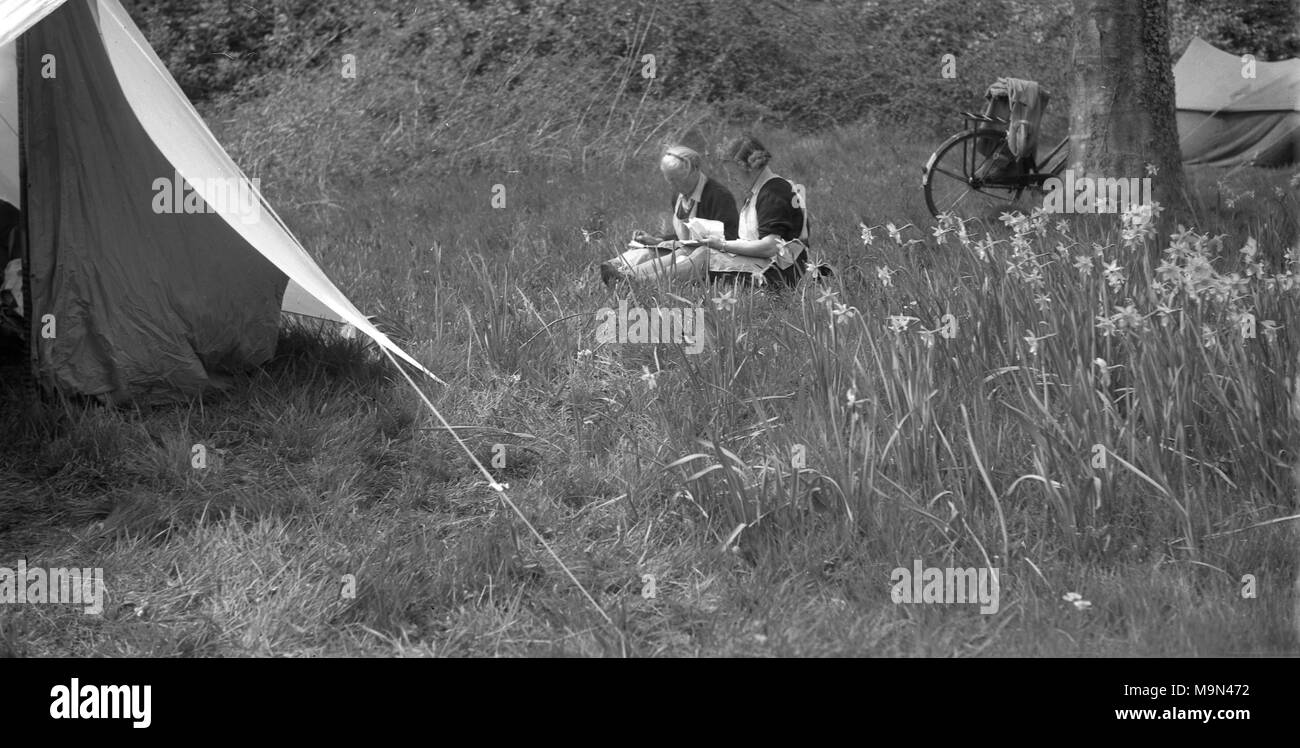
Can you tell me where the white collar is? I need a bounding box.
[742,166,778,208]
[747,166,776,197]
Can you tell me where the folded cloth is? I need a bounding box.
[986,78,1049,159]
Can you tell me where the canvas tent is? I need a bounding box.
[1175,37,1300,168]
[0,0,436,403]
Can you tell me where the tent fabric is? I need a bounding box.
[0,0,440,402]
[0,34,17,206]
[1176,110,1299,168]
[1174,37,1300,167]
[23,0,285,401]
[1,2,64,205]
[1176,38,1300,112]
[91,0,347,328]
[0,0,66,48]
[2,22,342,324]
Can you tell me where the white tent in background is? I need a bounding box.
[0,0,438,402]
[1175,37,1300,168]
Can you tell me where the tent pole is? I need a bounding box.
[16,30,36,400]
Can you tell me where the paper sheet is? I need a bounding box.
[685,217,724,242]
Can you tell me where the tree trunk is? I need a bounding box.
[1070,0,1194,220]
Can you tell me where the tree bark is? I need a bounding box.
[1070,0,1194,220]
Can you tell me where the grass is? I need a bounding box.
[1,124,1298,657]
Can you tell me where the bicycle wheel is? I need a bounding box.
[923,128,1033,222]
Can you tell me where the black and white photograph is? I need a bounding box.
[0,0,1298,712]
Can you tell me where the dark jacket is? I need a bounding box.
[754,177,809,289]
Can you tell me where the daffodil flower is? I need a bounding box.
[1094,358,1111,387]
[1240,237,1258,261]
[712,289,739,312]
[886,222,912,244]
[1095,314,1118,337]
[886,315,917,334]
[859,222,875,246]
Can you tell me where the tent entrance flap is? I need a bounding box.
[91,0,433,374]
[23,0,285,400]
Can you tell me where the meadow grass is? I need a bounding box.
[1,124,1297,656]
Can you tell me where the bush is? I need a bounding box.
[123,0,1295,181]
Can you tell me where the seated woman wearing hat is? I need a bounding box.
[606,145,740,284]
[635,145,740,247]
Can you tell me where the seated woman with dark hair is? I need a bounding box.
[703,135,809,289]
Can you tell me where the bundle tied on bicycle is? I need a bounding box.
[976,77,1049,180]
[922,76,1072,220]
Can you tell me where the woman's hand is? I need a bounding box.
[631,230,655,245]
[704,237,727,251]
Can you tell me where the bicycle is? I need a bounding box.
[922,109,1070,221]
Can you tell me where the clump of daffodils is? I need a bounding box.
[970,201,1300,346]
[1119,200,1162,247]
[932,212,970,246]
[1137,225,1288,344]
[933,202,1293,353]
